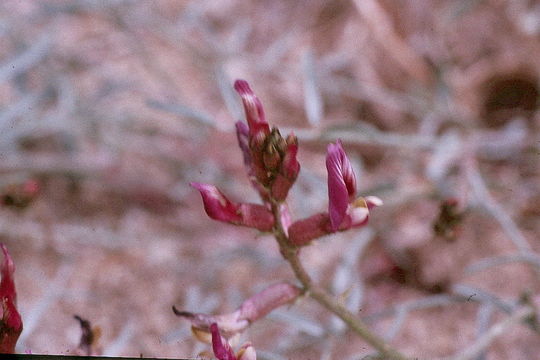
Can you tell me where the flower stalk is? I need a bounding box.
[184,79,409,360]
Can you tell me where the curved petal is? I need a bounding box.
[210,323,237,360]
[190,183,242,223]
[235,121,252,169]
[234,80,270,137]
[326,141,357,231]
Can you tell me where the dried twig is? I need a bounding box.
[301,49,323,127]
[451,284,515,315]
[466,253,540,274]
[465,158,532,253]
[17,263,74,350]
[285,127,437,150]
[473,303,494,360]
[146,100,215,127]
[438,306,535,360]
[0,93,42,135]
[363,294,465,324]
[352,0,432,84]
[330,229,374,332]
[0,33,52,84]
[0,153,114,177]
[101,320,136,357]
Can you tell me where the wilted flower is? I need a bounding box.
[211,323,256,360]
[432,198,464,241]
[288,141,382,246]
[0,244,22,354]
[174,283,300,341]
[1,179,40,209]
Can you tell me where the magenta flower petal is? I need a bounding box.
[191,183,242,223]
[237,203,275,232]
[0,244,22,354]
[211,323,237,360]
[326,141,357,231]
[234,80,270,137]
[287,213,333,246]
[282,136,300,180]
[235,121,252,169]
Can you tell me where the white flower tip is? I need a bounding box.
[350,206,369,225]
[365,196,383,207]
[238,345,257,360]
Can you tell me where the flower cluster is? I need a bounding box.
[185,80,382,358]
[192,79,382,245]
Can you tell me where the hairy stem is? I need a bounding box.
[270,201,410,360]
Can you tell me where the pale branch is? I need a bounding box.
[473,303,495,360]
[0,33,52,84]
[465,158,532,254]
[466,253,540,274]
[451,284,515,315]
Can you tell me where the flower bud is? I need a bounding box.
[174,283,300,340]
[191,183,242,224]
[234,80,270,138]
[234,80,300,203]
[191,183,274,231]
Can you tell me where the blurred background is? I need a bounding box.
[1,0,539,358]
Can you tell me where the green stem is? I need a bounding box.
[270,201,410,360]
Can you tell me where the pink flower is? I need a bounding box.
[288,141,382,246]
[211,323,256,360]
[0,244,22,354]
[174,283,300,340]
[191,183,275,232]
[326,140,357,231]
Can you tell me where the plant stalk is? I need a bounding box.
[270,201,410,360]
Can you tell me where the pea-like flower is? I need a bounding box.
[288,141,382,246]
[174,283,300,341]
